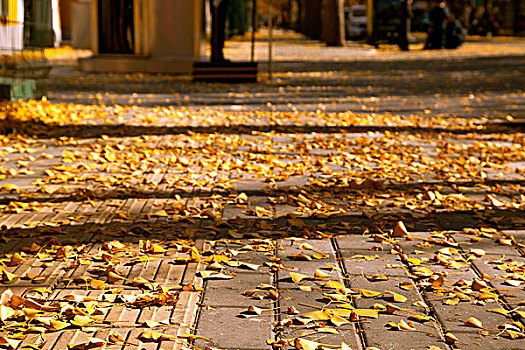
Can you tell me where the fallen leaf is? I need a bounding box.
[138,330,175,342]
[290,271,310,283]
[331,314,350,326]
[398,320,417,331]
[294,338,320,350]
[49,319,70,331]
[383,291,407,303]
[399,281,414,290]
[90,279,106,290]
[197,271,235,280]
[8,253,27,266]
[361,289,382,298]
[354,309,379,318]
[392,221,409,237]
[464,317,483,329]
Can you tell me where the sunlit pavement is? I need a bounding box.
[0,31,524,350]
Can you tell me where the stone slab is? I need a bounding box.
[193,306,273,350]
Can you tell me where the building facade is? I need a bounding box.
[76,0,204,74]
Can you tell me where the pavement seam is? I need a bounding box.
[391,241,453,349]
[331,236,367,350]
[450,234,525,328]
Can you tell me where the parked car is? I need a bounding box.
[346,5,367,39]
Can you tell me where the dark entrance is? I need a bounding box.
[97,0,134,54]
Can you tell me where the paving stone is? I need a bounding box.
[340,250,407,277]
[464,254,525,306]
[272,175,309,191]
[277,282,329,317]
[502,230,525,245]
[425,291,509,333]
[231,179,269,193]
[222,196,275,220]
[278,238,337,262]
[194,306,273,349]
[452,233,523,256]
[0,259,66,288]
[153,258,187,285]
[335,234,388,251]
[204,272,273,307]
[347,275,427,313]
[0,212,27,229]
[278,325,361,349]
[360,313,445,350]
[35,329,88,350]
[444,330,525,350]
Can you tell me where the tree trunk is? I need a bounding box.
[324,0,345,46]
[301,0,322,39]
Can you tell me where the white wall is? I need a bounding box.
[0,0,23,52]
[51,0,61,46]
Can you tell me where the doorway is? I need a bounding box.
[97,0,134,54]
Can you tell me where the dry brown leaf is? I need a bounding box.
[399,281,414,290]
[392,221,409,237]
[464,317,483,329]
[7,253,26,266]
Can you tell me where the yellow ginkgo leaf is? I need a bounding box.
[353,309,379,319]
[299,243,314,251]
[49,319,70,331]
[0,337,22,349]
[290,271,309,283]
[301,310,332,321]
[341,342,353,350]
[90,279,106,290]
[464,317,483,329]
[323,280,345,289]
[139,330,175,342]
[360,289,382,298]
[408,314,431,323]
[316,327,338,334]
[1,269,18,282]
[397,320,417,331]
[506,329,525,339]
[331,314,350,327]
[71,315,93,327]
[151,210,169,217]
[107,331,125,343]
[294,338,320,350]
[0,305,15,321]
[487,308,508,316]
[314,269,331,278]
[107,271,127,283]
[383,291,407,303]
[144,320,160,328]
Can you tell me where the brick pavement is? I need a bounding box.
[0,33,524,350]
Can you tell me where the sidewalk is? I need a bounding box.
[0,33,524,350]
